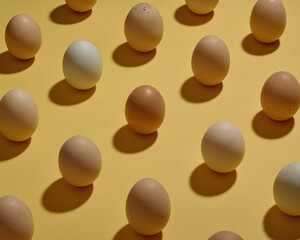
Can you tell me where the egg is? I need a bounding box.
[208,231,243,240]
[192,35,230,86]
[124,3,163,52]
[250,0,286,43]
[201,121,245,173]
[261,71,300,121]
[63,40,103,90]
[126,178,171,235]
[0,195,34,240]
[5,14,42,60]
[0,89,38,142]
[125,85,165,134]
[185,0,219,15]
[65,0,97,12]
[59,135,102,187]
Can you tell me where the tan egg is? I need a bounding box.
[5,14,42,60]
[261,72,300,121]
[65,0,97,12]
[192,35,230,86]
[0,195,34,240]
[250,0,286,43]
[59,135,102,187]
[185,0,219,15]
[124,3,163,52]
[208,231,243,240]
[125,85,165,134]
[126,178,171,235]
[0,89,38,142]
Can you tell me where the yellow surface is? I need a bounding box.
[0,0,300,239]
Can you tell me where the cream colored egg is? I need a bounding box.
[250,0,286,43]
[192,35,230,86]
[0,89,38,142]
[185,0,219,15]
[126,178,171,235]
[0,195,34,240]
[124,3,163,52]
[65,0,97,12]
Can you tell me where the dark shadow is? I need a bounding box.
[181,77,222,103]
[113,43,156,67]
[242,34,280,55]
[174,5,214,26]
[0,134,31,161]
[190,163,236,196]
[49,79,95,105]
[0,51,34,74]
[113,125,157,153]
[264,205,300,240]
[252,111,294,139]
[42,178,93,212]
[114,225,163,240]
[50,4,91,24]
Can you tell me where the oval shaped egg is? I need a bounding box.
[5,14,42,60]
[0,89,38,142]
[65,0,97,12]
[125,85,165,134]
[209,231,243,240]
[185,0,219,15]
[273,162,300,216]
[0,195,34,240]
[261,71,300,121]
[250,0,286,43]
[192,35,230,86]
[63,40,103,90]
[124,3,163,52]
[59,135,102,187]
[126,178,171,235]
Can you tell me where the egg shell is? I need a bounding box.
[273,162,300,216]
[125,85,165,134]
[250,0,286,43]
[185,0,219,14]
[208,231,243,240]
[59,135,102,187]
[5,14,42,60]
[126,178,171,235]
[0,195,34,240]
[261,71,300,121]
[201,121,245,173]
[63,40,103,90]
[0,89,38,142]
[124,3,163,52]
[192,35,230,86]
[65,0,97,12]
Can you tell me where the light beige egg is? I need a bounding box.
[65,0,97,12]
[126,178,171,235]
[209,231,243,240]
[0,195,34,240]
[0,89,38,142]
[185,0,219,14]
[250,0,286,43]
[124,3,163,52]
[192,35,230,86]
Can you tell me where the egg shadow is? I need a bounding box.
[112,43,156,67]
[181,77,223,103]
[190,163,237,196]
[242,34,280,55]
[49,79,96,105]
[0,51,34,74]
[264,205,300,240]
[50,4,92,24]
[113,125,157,153]
[174,5,214,26]
[252,111,294,139]
[42,178,93,212]
[114,225,163,240]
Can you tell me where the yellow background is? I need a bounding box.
[0,0,300,239]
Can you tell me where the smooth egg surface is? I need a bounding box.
[65,0,97,12]
[208,231,243,240]
[185,0,219,14]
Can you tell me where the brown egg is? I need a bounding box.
[125,85,165,134]
[65,0,97,12]
[261,72,300,121]
[250,0,286,43]
[0,195,34,240]
[124,3,163,52]
[5,14,42,60]
[185,0,219,14]
[208,231,243,240]
[126,178,171,235]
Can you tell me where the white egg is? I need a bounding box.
[63,40,103,90]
